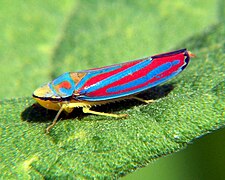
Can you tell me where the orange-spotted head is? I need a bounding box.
[33,72,80,110]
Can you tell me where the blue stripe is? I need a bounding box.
[78,71,179,101]
[80,59,152,94]
[107,59,181,93]
[171,59,180,65]
[78,59,182,101]
[75,65,121,91]
[107,61,170,93]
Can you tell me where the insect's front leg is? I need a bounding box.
[46,104,69,133]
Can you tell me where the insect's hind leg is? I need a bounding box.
[131,96,154,103]
[82,107,127,118]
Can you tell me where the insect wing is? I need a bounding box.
[75,49,190,101]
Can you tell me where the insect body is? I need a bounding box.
[33,48,192,132]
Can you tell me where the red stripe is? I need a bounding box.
[85,52,185,97]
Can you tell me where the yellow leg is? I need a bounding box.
[82,107,127,118]
[131,96,154,103]
[46,102,128,133]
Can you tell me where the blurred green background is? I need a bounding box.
[124,127,225,179]
[0,0,224,179]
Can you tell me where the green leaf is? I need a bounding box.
[1,0,224,179]
[0,0,218,98]
[0,0,74,98]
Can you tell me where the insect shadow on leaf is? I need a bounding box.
[21,83,174,124]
